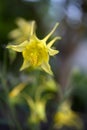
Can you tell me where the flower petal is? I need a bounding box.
[9,83,27,97]
[43,23,59,42]
[20,59,30,71]
[8,29,21,39]
[16,18,36,35]
[49,48,59,56]
[16,18,28,28]
[6,40,28,52]
[41,62,53,75]
[22,94,35,110]
[30,21,36,35]
[47,36,61,48]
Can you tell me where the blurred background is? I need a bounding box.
[0,0,87,130]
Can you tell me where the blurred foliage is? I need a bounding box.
[71,70,87,112]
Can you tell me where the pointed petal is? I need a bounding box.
[47,36,61,48]
[41,62,53,75]
[43,23,59,42]
[6,40,28,52]
[30,21,36,35]
[49,48,59,56]
[20,60,30,71]
[31,34,37,40]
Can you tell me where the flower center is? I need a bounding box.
[22,40,48,67]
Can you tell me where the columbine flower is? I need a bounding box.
[54,101,83,129]
[7,23,61,75]
[23,93,46,124]
[29,101,46,123]
[8,18,36,44]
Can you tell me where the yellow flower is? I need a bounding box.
[54,101,83,129]
[7,23,61,75]
[8,18,36,44]
[23,94,46,123]
[29,101,46,123]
